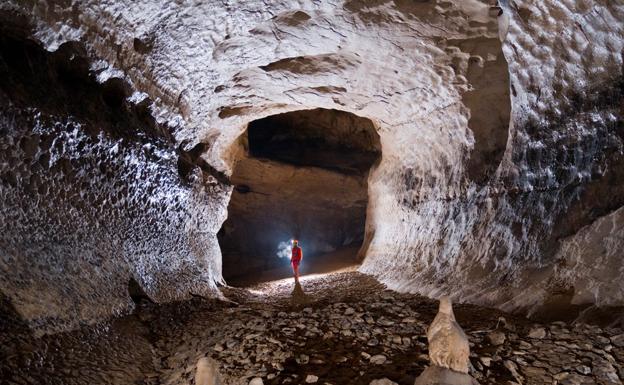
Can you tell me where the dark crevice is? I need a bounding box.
[132,36,153,54]
[128,277,153,305]
[0,20,169,146]
[177,142,209,180]
[177,142,231,186]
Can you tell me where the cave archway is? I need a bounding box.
[218,108,381,283]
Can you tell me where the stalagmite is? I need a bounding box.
[427,297,470,373]
[195,357,222,385]
[414,297,478,385]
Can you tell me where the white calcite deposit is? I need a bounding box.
[427,297,470,374]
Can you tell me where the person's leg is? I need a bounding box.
[293,263,299,281]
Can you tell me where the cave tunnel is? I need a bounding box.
[5,2,624,384]
[218,108,381,283]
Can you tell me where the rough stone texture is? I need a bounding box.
[1,0,623,332]
[427,298,470,374]
[0,9,229,334]
[413,366,479,385]
[515,204,624,320]
[359,0,624,317]
[2,272,624,385]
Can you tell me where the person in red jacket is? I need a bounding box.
[291,240,303,282]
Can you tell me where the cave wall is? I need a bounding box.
[1,0,623,332]
[0,13,229,334]
[361,0,624,316]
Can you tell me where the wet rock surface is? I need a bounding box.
[3,272,624,385]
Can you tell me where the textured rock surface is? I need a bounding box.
[0,8,229,333]
[427,297,470,374]
[1,0,624,332]
[357,0,624,317]
[413,366,479,385]
[2,272,624,385]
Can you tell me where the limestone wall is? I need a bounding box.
[1,0,623,332]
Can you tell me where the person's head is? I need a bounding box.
[293,239,298,247]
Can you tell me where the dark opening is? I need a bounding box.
[247,110,381,174]
[218,108,381,284]
[128,277,152,304]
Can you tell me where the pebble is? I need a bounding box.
[377,318,394,326]
[610,334,624,347]
[504,360,521,381]
[249,377,263,385]
[369,354,387,365]
[369,379,398,385]
[305,374,318,383]
[554,372,569,380]
[528,327,546,339]
[487,330,506,346]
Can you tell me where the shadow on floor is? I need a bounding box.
[290,280,309,305]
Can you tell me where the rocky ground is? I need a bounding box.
[2,270,624,385]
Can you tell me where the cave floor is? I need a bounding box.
[226,246,360,287]
[2,271,624,385]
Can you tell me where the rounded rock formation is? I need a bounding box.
[426,297,470,374]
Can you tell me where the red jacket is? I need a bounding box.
[291,246,302,263]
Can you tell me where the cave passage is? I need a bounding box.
[218,108,381,283]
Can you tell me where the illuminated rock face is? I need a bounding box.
[360,1,624,318]
[0,22,229,333]
[0,0,623,332]
[219,108,380,279]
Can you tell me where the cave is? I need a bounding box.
[219,109,381,282]
[2,1,624,385]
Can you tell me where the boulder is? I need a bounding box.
[413,366,479,385]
